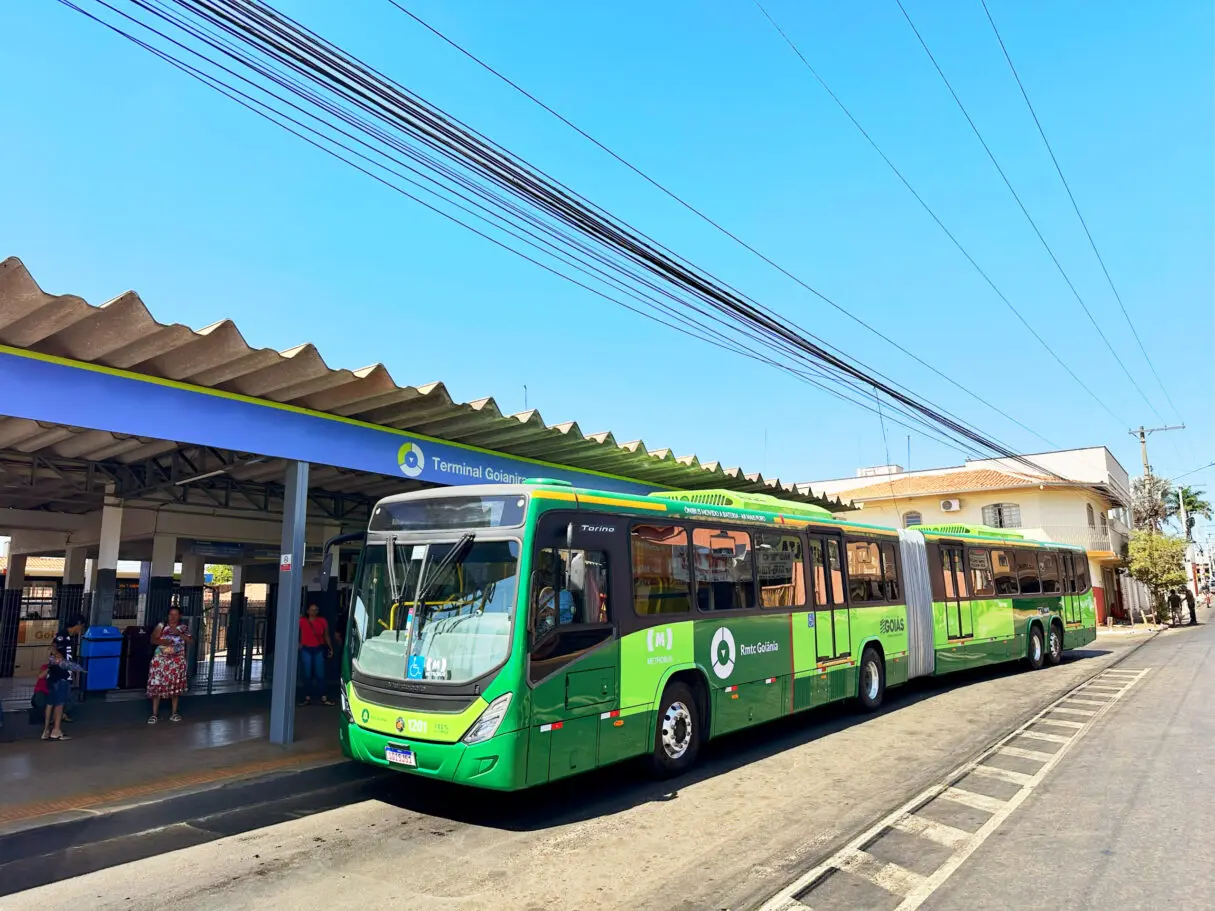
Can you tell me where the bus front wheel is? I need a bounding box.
[650,682,701,778]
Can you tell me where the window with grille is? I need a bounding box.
[981,503,1022,528]
[904,511,922,527]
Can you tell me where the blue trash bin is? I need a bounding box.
[81,625,123,691]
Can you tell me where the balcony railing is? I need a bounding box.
[1032,525,1127,555]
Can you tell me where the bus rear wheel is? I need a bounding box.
[1046,621,1064,666]
[1026,625,1046,670]
[649,682,701,778]
[858,646,885,712]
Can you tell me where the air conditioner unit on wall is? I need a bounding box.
[940,498,962,512]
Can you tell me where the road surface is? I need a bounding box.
[4,628,1186,911]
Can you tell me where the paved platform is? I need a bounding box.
[0,698,344,837]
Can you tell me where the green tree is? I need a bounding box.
[1126,530,1188,617]
[1131,474,1172,531]
[1164,485,1212,540]
[206,564,233,585]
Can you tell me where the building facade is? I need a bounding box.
[800,448,1133,624]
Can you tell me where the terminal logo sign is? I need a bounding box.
[398,442,426,478]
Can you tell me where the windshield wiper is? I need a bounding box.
[402,533,475,678]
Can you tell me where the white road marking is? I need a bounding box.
[890,815,971,849]
[1063,697,1110,706]
[837,850,926,895]
[939,787,1011,814]
[969,764,1035,786]
[1034,717,1084,729]
[998,745,1055,762]
[759,666,1151,911]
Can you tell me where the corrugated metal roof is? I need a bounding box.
[0,257,844,509]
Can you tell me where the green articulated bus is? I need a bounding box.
[338,481,1097,790]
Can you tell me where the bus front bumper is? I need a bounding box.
[341,721,527,790]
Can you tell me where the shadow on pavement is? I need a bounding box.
[2,647,1117,896]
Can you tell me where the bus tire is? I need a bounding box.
[1046,620,1064,666]
[649,682,701,778]
[1026,624,1045,670]
[857,646,885,712]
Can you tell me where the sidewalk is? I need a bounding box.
[0,696,346,837]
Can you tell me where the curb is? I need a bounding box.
[0,753,381,858]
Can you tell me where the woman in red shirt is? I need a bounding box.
[298,602,334,706]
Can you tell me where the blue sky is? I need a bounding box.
[2,1,1211,527]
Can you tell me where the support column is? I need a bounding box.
[144,534,177,627]
[57,546,88,624]
[92,497,124,626]
[4,554,27,591]
[226,564,246,668]
[270,461,308,745]
[177,550,206,624]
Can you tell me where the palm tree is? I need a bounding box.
[1165,485,1212,539]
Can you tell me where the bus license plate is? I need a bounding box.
[385,745,417,767]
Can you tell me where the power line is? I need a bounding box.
[978,0,1184,425]
[64,0,1066,479]
[749,0,1122,426]
[893,0,1166,424]
[381,1,1056,450]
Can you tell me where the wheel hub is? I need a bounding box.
[864,661,880,700]
[661,701,693,759]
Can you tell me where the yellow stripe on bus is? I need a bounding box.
[532,490,668,511]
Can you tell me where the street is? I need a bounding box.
[6,625,1204,911]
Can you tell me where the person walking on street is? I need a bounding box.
[147,606,191,723]
[1184,587,1197,625]
[298,602,335,707]
[1167,589,1182,625]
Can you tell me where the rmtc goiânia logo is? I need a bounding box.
[397,441,425,478]
[710,627,736,679]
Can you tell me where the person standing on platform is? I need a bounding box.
[147,606,191,723]
[298,602,335,707]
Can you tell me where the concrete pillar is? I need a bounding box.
[270,461,309,745]
[57,546,89,625]
[142,533,178,627]
[91,497,124,626]
[84,558,98,593]
[63,546,88,585]
[180,552,205,587]
[4,553,27,591]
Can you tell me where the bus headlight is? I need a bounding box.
[462,693,512,745]
[339,683,354,722]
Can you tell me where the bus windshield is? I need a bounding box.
[349,536,520,685]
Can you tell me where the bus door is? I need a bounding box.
[526,513,622,783]
[809,533,850,661]
[1063,553,1081,624]
[941,544,973,639]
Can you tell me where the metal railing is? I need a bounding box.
[1036,524,1127,554]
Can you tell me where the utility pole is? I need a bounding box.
[1129,424,1185,476]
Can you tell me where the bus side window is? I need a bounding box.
[810,538,828,606]
[1015,551,1041,595]
[880,542,900,602]
[530,547,612,680]
[1038,552,1061,594]
[846,540,882,603]
[968,548,995,597]
[755,531,806,609]
[631,525,691,616]
[826,539,846,605]
[991,549,1018,595]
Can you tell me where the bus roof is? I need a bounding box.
[372,483,1084,551]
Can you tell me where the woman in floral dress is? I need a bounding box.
[147,606,191,723]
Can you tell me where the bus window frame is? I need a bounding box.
[528,512,619,685]
[690,524,759,615]
[628,519,694,622]
[754,529,810,611]
[844,535,897,605]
